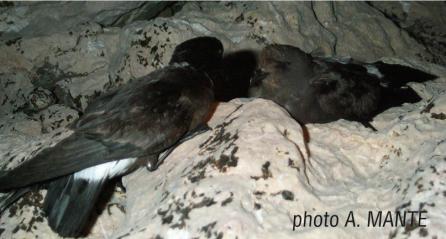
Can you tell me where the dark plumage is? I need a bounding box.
[0,37,221,237]
[171,36,257,102]
[170,36,223,74]
[249,44,436,127]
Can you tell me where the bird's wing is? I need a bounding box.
[310,62,381,120]
[43,156,142,237]
[0,132,142,190]
[0,68,198,190]
[74,71,195,151]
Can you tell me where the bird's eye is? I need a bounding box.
[251,69,269,86]
[274,60,291,70]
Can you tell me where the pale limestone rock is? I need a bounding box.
[0,2,172,40]
[173,2,431,63]
[27,87,55,112]
[0,70,34,114]
[0,2,446,239]
[370,1,446,66]
[116,92,446,239]
[38,104,79,133]
[115,99,307,238]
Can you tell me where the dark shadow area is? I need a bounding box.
[213,50,258,102]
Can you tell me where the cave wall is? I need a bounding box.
[1,2,446,239]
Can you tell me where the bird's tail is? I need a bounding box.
[312,58,437,87]
[44,172,108,237]
[371,62,437,112]
[372,61,437,87]
[0,132,139,191]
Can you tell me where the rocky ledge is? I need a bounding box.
[1,2,446,239]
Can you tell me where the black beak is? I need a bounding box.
[250,69,269,86]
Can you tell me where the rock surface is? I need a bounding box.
[115,96,446,239]
[0,2,173,40]
[369,1,446,66]
[1,1,446,239]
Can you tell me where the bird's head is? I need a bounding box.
[250,44,314,95]
[169,36,224,74]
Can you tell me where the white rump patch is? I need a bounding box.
[74,158,138,181]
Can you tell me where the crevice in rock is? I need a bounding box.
[310,2,338,55]
[366,2,445,66]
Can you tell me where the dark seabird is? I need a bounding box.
[0,36,222,237]
[249,44,436,128]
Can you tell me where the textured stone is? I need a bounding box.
[173,2,432,63]
[26,87,55,112]
[0,70,34,114]
[38,104,78,133]
[1,2,446,239]
[116,94,446,239]
[370,1,446,66]
[0,2,172,41]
